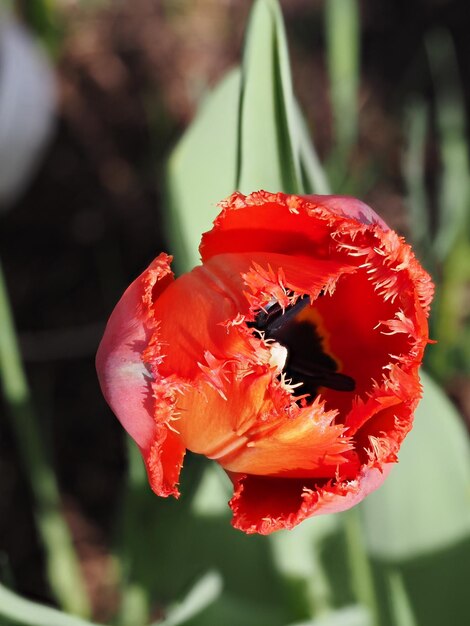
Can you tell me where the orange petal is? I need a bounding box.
[176,366,359,480]
[153,251,355,380]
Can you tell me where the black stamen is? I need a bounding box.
[248,296,355,399]
[247,295,310,333]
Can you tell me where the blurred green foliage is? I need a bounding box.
[400,28,470,382]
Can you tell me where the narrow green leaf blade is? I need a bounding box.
[403,100,431,258]
[165,0,330,274]
[166,68,241,271]
[152,571,223,626]
[293,99,331,195]
[237,0,302,194]
[386,569,418,626]
[180,592,286,626]
[270,516,339,617]
[325,0,360,154]
[0,260,90,617]
[0,583,102,626]
[426,29,470,262]
[287,605,371,626]
[361,371,470,560]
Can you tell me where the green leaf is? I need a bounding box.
[270,516,339,618]
[0,260,90,618]
[386,569,417,626]
[286,605,371,626]
[152,571,223,626]
[424,35,470,379]
[341,508,379,624]
[181,592,286,626]
[361,371,470,560]
[325,0,360,155]
[403,100,432,263]
[165,68,241,271]
[237,0,302,194]
[293,99,331,195]
[117,466,286,618]
[0,583,101,626]
[428,231,470,380]
[426,29,470,262]
[361,373,470,624]
[165,0,330,273]
[271,516,339,580]
[191,464,232,518]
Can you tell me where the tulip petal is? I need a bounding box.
[176,364,360,480]
[96,254,186,497]
[306,194,389,229]
[230,464,392,535]
[216,396,361,480]
[200,191,387,260]
[152,251,355,380]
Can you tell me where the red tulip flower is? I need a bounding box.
[97,191,433,534]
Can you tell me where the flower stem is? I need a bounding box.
[116,440,150,626]
[0,258,90,617]
[386,566,417,626]
[307,550,334,618]
[343,507,379,624]
[270,520,335,620]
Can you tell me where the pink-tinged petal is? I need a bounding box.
[305,195,389,230]
[96,253,186,497]
[229,464,393,535]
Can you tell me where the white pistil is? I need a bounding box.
[268,341,288,372]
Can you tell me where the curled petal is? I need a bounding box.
[305,195,389,230]
[230,464,393,534]
[96,254,185,497]
[200,191,388,260]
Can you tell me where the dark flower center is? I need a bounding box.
[248,296,356,399]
